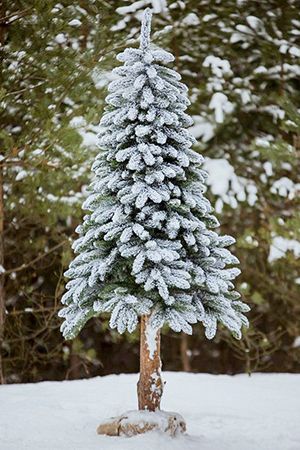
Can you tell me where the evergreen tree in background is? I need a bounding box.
[59,9,249,410]
[0,0,126,383]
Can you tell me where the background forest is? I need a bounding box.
[1,0,299,384]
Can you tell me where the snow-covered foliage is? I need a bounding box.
[268,235,300,263]
[203,158,258,213]
[59,9,249,341]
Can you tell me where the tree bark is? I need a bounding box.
[180,333,191,372]
[137,314,163,411]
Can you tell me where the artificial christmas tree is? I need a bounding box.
[59,8,249,434]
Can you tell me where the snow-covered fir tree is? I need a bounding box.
[59,8,249,368]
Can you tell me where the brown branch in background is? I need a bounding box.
[4,240,68,275]
[0,8,32,25]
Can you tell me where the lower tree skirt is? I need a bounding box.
[97,410,186,437]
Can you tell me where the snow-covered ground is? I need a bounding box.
[1,372,300,450]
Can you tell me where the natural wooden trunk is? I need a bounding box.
[180,334,191,372]
[137,314,163,411]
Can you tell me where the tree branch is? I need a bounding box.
[4,240,69,275]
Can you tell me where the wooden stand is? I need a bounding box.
[97,410,186,437]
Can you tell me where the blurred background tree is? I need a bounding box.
[1,0,299,383]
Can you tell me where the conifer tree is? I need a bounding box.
[59,8,249,411]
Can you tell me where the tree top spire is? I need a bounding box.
[140,8,152,50]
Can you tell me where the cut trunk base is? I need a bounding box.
[97,315,186,437]
[97,410,186,437]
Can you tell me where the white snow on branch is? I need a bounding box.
[289,46,300,57]
[111,17,130,31]
[255,136,273,147]
[182,13,200,26]
[15,170,28,181]
[116,1,147,15]
[268,236,300,262]
[270,177,300,200]
[203,158,257,212]
[151,0,168,13]
[189,116,215,142]
[116,0,168,15]
[92,69,116,90]
[80,131,99,148]
[259,105,285,121]
[69,116,86,128]
[246,16,265,33]
[209,93,234,123]
[70,115,101,149]
[46,192,84,205]
[114,0,168,32]
[230,31,245,44]
[293,336,300,348]
[55,33,67,44]
[263,162,273,177]
[203,55,232,78]
[68,19,82,27]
